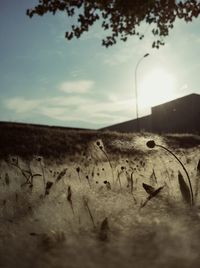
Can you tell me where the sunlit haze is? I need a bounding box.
[0,0,199,129]
[139,68,177,112]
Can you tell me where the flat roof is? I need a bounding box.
[152,93,200,108]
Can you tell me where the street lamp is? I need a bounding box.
[135,53,149,132]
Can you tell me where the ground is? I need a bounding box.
[0,123,200,268]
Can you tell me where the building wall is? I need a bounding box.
[101,115,152,133]
[101,94,200,133]
[151,94,200,133]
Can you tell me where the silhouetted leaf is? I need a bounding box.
[141,185,165,208]
[56,168,67,183]
[99,217,109,241]
[142,183,155,195]
[67,186,74,215]
[27,1,200,48]
[197,159,200,174]
[32,173,42,177]
[178,171,191,205]
[67,186,72,203]
[151,186,165,198]
[5,173,10,186]
[45,181,53,195]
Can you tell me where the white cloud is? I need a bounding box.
[3,77,137,127]
[59,80,94,94]
[46,96,93,107]
[103,45,134,66]
[5,98,41,113]
[4,94,135,127]
[101,36,154,67]
[40,107,67,118]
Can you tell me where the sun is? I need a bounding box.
[138,68,177,111]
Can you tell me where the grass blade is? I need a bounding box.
[67,186,75,215]
[141,185,164,208]
[83,196,96,229]
[178,171,191,205]
[99,217,109,241]
[45,181,53,196]
[197,159,200,174]
[142,183,155,195]
[56,168,67,183]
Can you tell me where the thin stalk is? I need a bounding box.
[76,167,81,182]
[78,173,81,182]
[117,171,122,190]
[67,186,75,216]
[83,197,96,229]
[39,162,46,192]
[86,176,91,189]
[130,172,134,194]
[101,148,114,184]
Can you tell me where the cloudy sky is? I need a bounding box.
[0,0,199,129]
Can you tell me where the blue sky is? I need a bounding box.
[0,0,199,129]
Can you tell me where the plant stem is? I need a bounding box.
[101,148,114,184]
[83,198,96,229]
[39,162,46,192]
[117,171,122,190]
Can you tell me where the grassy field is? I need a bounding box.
[0,122,200,268]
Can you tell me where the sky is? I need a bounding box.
[0,0,199,129]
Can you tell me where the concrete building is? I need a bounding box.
[101,93,200,133]
[100,115,152,133]
[151,93,200,133]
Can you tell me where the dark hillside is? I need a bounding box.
[0,122,199,160]
[0,122,136,160]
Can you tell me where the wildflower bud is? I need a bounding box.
[146,140,156,148]
[76,167,80,173]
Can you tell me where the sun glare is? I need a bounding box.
[138,68,176,110]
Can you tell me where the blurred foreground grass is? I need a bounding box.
[0,122,200,268]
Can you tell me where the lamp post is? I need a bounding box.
[135,53,149,132]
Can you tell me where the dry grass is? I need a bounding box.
[1,122,199,162]
[1,122,200,268]
[0,122,140,161]
[164,133,200,148]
